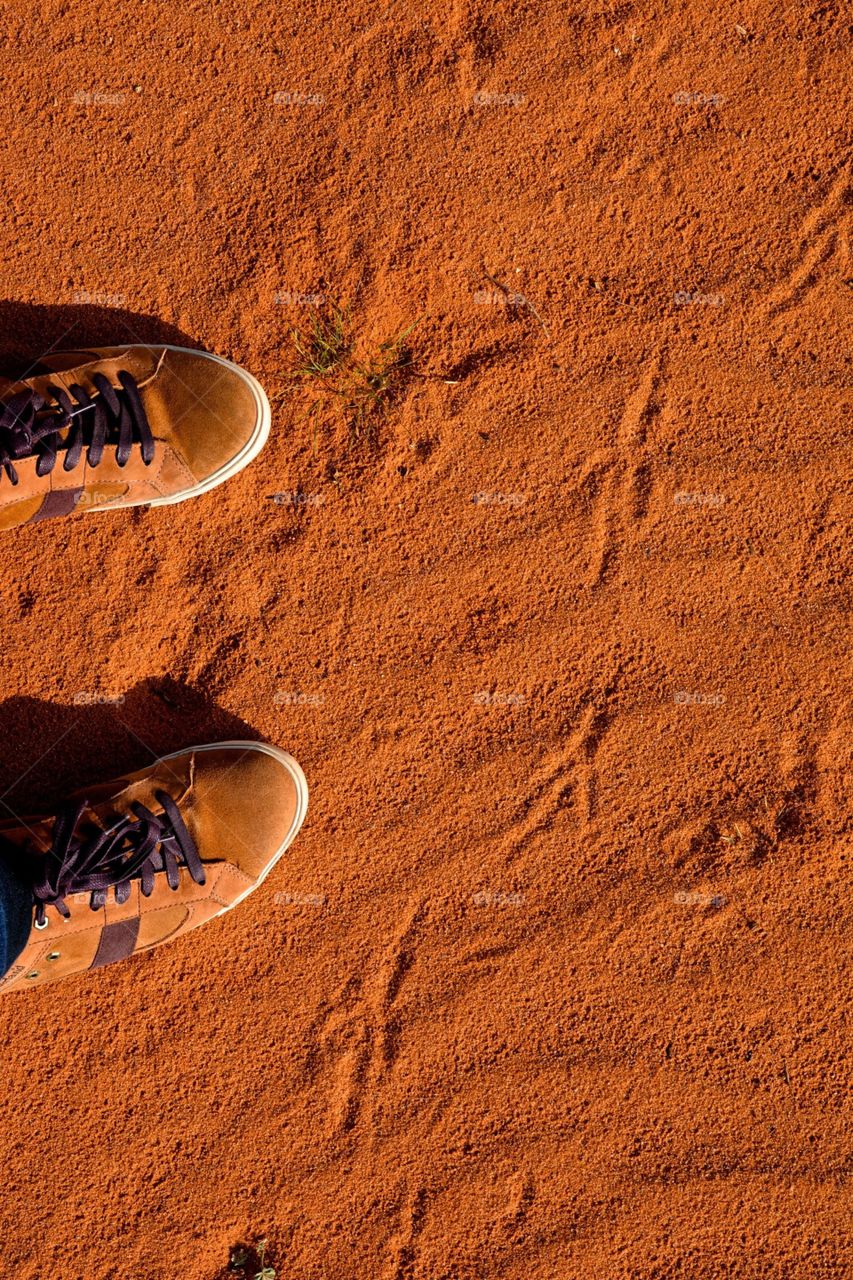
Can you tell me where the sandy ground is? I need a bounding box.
[0,1,850,1277]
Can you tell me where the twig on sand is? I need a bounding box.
[481,267,550,336]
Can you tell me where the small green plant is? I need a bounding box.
[226,1237,276,1279]
[254,1238,276,1280]
[338,320,418,440]
[286,305,419,447]
[291,303,349,378]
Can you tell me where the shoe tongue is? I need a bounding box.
[33,350,109,372]
[0,798,114,860]
[0,352,107,397]
[0,814,57,857]
[3,348,163,405]
[0,764,189,866]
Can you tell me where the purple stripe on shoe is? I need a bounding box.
[28,487,84,523]
[90,918,140,970]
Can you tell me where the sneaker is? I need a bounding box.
[0,741,308,992]
[0,345,271,529]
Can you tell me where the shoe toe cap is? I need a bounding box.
[143,347,268,482]
[185,743,308,888]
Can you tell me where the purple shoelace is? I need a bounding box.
[12,792,206,926]
[0,371,155,486]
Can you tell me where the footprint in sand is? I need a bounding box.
[320,901,425,1137]
[763,170,851,317]
[584,355,663,588]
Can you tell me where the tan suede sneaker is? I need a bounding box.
[0,345,271,529]
[0,741,308,992]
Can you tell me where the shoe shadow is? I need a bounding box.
[0,301,201,379]
[0,677,262,821]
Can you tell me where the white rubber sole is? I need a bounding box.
[157,739,309,915]
[89,345,271,512]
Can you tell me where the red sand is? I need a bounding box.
[1,2,850,1277]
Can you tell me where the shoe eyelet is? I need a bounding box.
[34,918,48,931]
[46,952,61,961]
[26,971,39,980]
